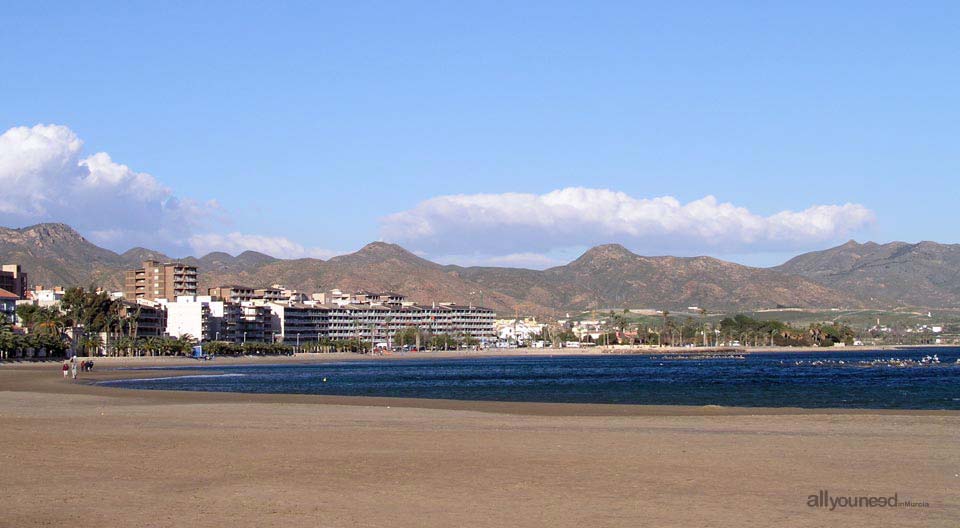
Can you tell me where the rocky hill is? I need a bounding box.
[775,240,960,307]
[0,223,130,289]
[451,244,859,313]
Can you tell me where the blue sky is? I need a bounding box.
[1,2,957,267]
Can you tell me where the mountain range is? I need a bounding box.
[2,223,958,315]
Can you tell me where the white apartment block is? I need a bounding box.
[161,296,222,341]
[160,289,496,346]
[264,290,496,345]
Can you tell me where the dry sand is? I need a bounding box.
[1,357,957,527]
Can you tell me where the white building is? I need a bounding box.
[495,318,546,345]
[571,319,606,341]
[161,296,225,342]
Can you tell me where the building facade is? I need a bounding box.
[124,260,198,301]
[495,318,546,345]
[265,291,496,346]
[0,288,17,321]
[160,288,496,347]
[220,302,272,343]
[118,300,167,338]
[162,296,219,341]
[0,264,28,299]
[208,285,257,303]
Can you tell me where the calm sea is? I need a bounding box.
[101,348,960,410]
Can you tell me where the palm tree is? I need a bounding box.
[0,314,15,359]
[660,310,670,346]
[81,334,103,357]
[697,308,707,346]
[612,313,628,342]
[144,337,162,357]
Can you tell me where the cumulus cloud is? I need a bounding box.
[188,232,339,260]
[0,124,222,252]
[380,187,875,257]
[0,123,326,259]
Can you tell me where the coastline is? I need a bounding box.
[3,349,958,417]
[1,340,949,369]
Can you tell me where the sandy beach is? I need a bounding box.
[1,356,957,527]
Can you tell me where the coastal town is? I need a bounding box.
[2,260,499,357]
[3,259,958,359]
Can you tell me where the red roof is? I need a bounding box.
[0,288,18,300]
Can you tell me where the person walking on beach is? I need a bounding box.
[62,362,69,378]
[71,360,78,380]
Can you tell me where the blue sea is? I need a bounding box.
[101,348,960,410]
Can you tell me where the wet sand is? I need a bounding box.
[1,358,957,527]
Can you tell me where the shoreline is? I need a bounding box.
[1,341,950,367]
[3,349,957,417]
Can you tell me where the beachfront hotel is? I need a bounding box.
[161,288,496,345]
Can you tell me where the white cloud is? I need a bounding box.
[380,187,875,256]
[0,124,220,252]
[0,124,316,259]
[188,232,339,260]
[0,123,335,259]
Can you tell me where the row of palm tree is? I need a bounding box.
[0,313,69,359]
[581,309,812,347]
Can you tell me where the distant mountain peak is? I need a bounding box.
[237,250,272,258]
[120,247,171,264]
[9,222,87,242]
[201,251,234,259]
[326,241,434,268]
[360,241,406,251]
[357,241,420,258]
[574,243,636,262]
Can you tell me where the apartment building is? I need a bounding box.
[265,290,496,345]
[266,303,327,344]
[0,264,28,299]
[0,288,17,320]
[163,295,273,343]
[255,285,307,303]
[160,287,495,346]
[17,286,66,309]
[124,260,198,301]
[118,299,167,338]
[208,285,257,303]
[162,296,220,341]
[220,302,272,343]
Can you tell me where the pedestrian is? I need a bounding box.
[71,360,78,380]
[62,362,69,378]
